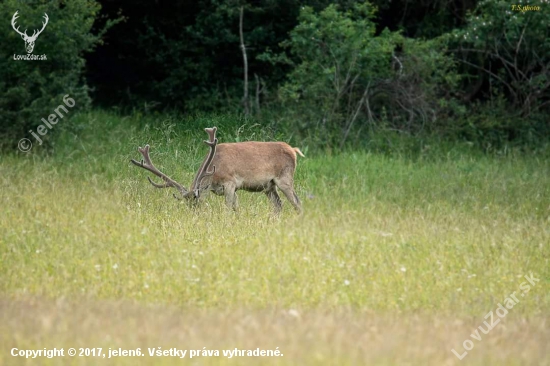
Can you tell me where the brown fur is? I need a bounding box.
[202,141,303,214]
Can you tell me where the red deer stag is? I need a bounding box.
[131,127,304,214]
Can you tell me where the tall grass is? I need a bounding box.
[1,110,549,365]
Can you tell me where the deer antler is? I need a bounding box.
[11,11,27,38]
[130,145,189,199]
[190,127,218,198]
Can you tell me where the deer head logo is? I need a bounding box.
[11,11,49,54]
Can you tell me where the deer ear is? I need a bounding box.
[20,34,25,40]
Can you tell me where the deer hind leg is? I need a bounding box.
[224,182,239,211]
[275,176,302,214]
[265,183,283,215]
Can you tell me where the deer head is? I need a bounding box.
[130,127,218,201]
[12,11,49,54]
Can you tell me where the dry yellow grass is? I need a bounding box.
[1,296,549,365]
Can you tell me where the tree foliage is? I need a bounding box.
[1,0,548,150]
[272,3,460,146]
[442,0,550,145]
[0,0,116,149]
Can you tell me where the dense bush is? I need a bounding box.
[264,3,460,147]
[441,0,550,146]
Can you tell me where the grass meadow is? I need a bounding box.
[1,110,549,365]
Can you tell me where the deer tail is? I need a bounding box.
[293,147,305,158]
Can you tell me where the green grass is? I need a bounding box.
[1,110,549,365]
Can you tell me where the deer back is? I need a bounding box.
[205,141,299,190]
